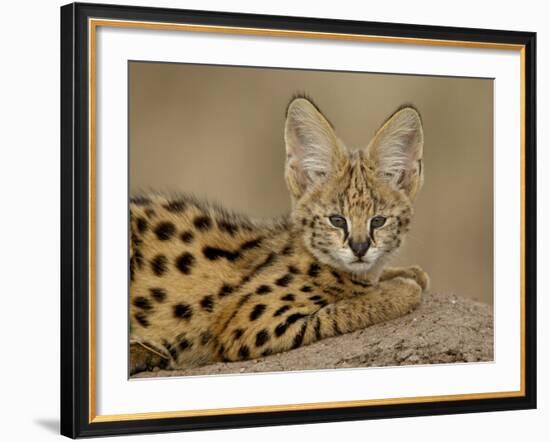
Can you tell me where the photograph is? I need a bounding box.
[128,62,494,378]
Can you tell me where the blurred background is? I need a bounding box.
[129,61,493,305]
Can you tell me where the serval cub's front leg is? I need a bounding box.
[303,276,422,344]
[221,276,422,361]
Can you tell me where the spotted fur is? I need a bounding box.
[130,97,429,373]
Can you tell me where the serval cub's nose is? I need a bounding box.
[349,239,370,258]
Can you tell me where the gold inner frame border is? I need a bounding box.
[87,17,527,424]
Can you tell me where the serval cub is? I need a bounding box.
[130,96,429,374]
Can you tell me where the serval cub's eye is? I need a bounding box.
[329,215,347,229]
[370,216,386,229]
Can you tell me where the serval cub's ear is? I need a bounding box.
[285,97,346,203]
[366,106,424,201]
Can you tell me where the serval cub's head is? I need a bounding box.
[285,96,424,276]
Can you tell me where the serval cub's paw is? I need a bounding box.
[380,276,423,316]
[401,265,430,292]
[129,340,170,375]
[382,265,430,292]
[396,276,423,313]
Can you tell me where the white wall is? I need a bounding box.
[0,0,546,440]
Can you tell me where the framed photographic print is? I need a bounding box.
[60,2,537,438]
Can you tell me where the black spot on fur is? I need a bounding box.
[325,286,344,295]
[131,233,143,248]
[274,322,288,337]
[308,263,321,277]
[163,200,186,213]
[255,285,272,295]
[233,328,244,339]
[145,208,156,218]
[154,221,175,240]
[131,196,151,206]
[193,215,212,231]
[200,295,214,312]
[292,322,307,349]
[250,304,266,321]
[309,295,322,301]
[176,252,195,274]
[163,340,178,360]
[281,294,295,302]
[238,345,250,359]
[314,317,322,340]
[261,348,272,357]
[150,288,167,303]
[255,329,270,347]
[288,265,300,274]
[133,296,152,310]
[137,217,148,234]
[179,339,192,351]
[151,255,168,276]
[287,312,308,324]
[218,284,234,297]
[218,220,239,236]
[130,259,135,281]
[134,312,149,328]
[300,285,313,293]
[333,319,342,335]
[134,250,144,269]
[274,305,291,317]
[254,252,276,272]
[281,245,293,255]
[203,246,240,261]
[180,231,194,243]
[315,299,328,308]
[275,273,294,287]
[240,238,263,250]
[238,293,252,307]
[239,252,276,286]
[331,270,344,284]
[173,303,193,320]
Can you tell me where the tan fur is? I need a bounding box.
[129,97,428,373]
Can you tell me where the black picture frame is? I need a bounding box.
[60,2,537,438]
